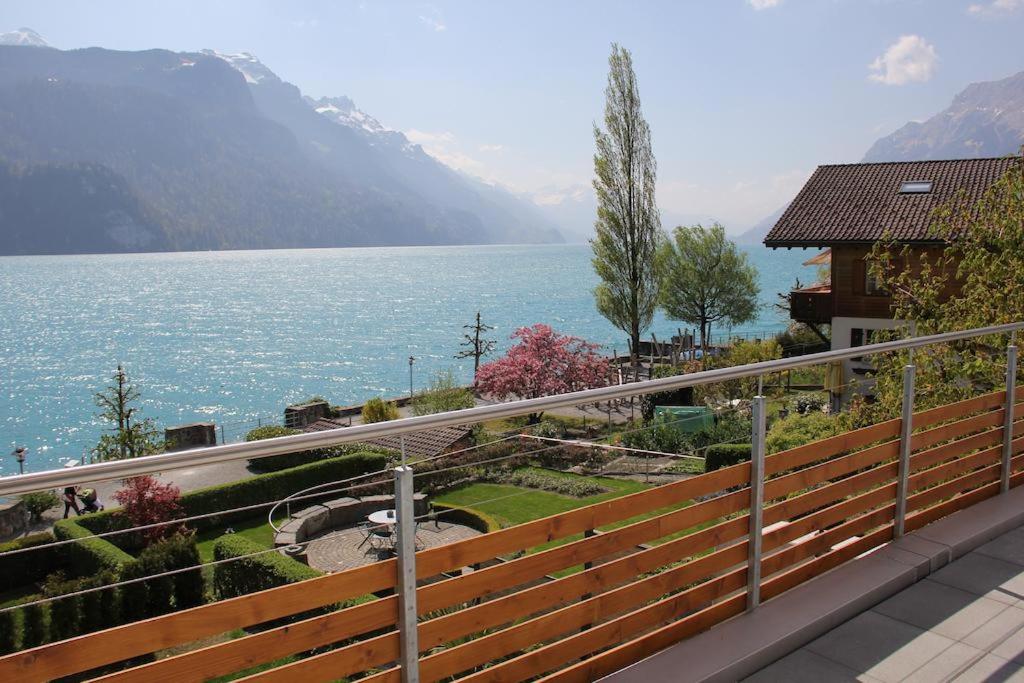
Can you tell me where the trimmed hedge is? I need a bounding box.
[212,534,321,600]
[53,518,134,575]
[704,444,752,473]
[183,450,391,527]
[0,532,67,586]
[430,503,501,533]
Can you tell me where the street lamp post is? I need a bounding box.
[11,447,26,475]
[408,356,415,400]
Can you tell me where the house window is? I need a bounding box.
[899,180,933,194]
[865,265,885,295]
[852,258,887,296]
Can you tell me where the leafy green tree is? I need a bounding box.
[658,224,759,355]
[591,43,661,363]
[362,397,400,423]
[412,369,475,416]
[19,491,59,520]
[93,365,161,461]
[861,154,1024,421]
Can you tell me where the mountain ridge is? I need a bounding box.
[0,32,563,255]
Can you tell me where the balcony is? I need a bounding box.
[789,284,833,324]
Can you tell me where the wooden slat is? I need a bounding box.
[906,481,1001,533]
[761,525,894,601]
[907,462,1001,515]
[0,557,395,683]
[453,561,749,683]
[536,594,747,683]
[95,597,398,683]
[547,525,895,683]
[764,418,901,476]
[913,389,1006,431]
[231,497,752,683]
[414,463,750,578]
[910,408,1006,453]
[909,444,1004,494]
[418,489,749,615]
[763,483,896,555]
[765,439,898,501]
[762,505,896,579]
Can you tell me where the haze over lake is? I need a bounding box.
[0,244,810,473]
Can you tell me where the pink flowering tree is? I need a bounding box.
[113,475,185,545]
[476,324,610,422]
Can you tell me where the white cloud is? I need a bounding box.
[418,15,446,31]
[968,0,1023,15]
[748,0,782,9]
[291,18,319,29]
[868,35,938,86]
[479,144,505,153]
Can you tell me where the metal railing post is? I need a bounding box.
[394,466,420,683]
[1002,345,1018,493]
[747,395,766,612]
[894,364,916,538]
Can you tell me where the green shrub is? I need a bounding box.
[19,602,48,648]
[704,444,753,472]
[246,424,395,473]
[42,573,82,642]
[120,533,205,621]
[19,491,60,520]
[481,469,607,497]
[0,609,16,654]
[639,365,696,422]
[181,451,391,528]
[428,503,500,533]
[411,370,475,416]
[766,412,845,454]
[0,532,67,586]
[362,397,400,423]
[212,534,321,600]
[79,572,117,632]
[52,518,134,575]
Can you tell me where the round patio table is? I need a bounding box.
[368,509,397,525]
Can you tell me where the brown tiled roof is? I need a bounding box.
[302,419,472,459]
[764,157,1019,247]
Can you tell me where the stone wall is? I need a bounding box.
[284,401,331,428]
[164,422,217,451]
[274,493,429,549]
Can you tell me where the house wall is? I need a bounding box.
[830,245,959,320]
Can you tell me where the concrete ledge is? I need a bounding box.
[603,485,1024,683]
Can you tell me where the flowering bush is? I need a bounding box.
[476,324,609,422]
[113,475,184,545]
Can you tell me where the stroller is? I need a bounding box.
[77,488,104,513]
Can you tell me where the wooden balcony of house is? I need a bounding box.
[789,283,833,324]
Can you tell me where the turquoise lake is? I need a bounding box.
[0,243,813,473]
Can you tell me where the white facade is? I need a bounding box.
[830,316,907,406]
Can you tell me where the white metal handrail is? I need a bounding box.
[1,321,1021,497]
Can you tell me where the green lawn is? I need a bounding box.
[195,513,285,563]
[434,466,724,576]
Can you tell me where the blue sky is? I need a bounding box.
[5,0,1024,231]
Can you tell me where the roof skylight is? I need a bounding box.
[899,180,933,194]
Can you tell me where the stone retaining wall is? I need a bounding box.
[274,493,429,550]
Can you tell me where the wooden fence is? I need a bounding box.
[1,386,1022,682]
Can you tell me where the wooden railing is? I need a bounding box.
[2,386,1022,682]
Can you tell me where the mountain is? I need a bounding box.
[736,204,788,245]
[0,28,48,47]
[863,70,1024,162]
[0,34,562,254]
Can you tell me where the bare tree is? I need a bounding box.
[455,311,496,383]
[591,43,661,364]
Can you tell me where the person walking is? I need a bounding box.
[62,485,81,518]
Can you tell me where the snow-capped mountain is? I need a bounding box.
[0,31,563,253]
[0,27,48,47]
